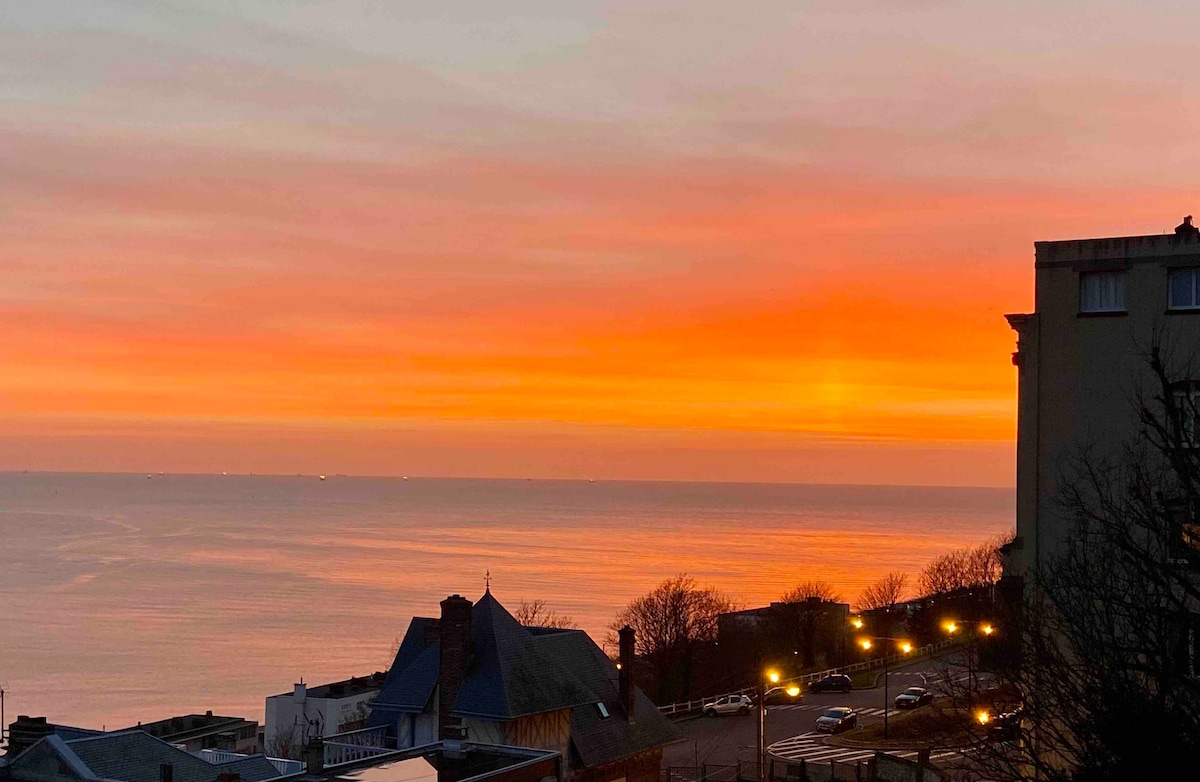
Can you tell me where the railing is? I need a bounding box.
[195,749,304,776]
[323,725,401,768]
[657,639,959,716]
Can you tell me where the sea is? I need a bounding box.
[0,472,1012,730]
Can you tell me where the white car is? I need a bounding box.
[702,694,752,716]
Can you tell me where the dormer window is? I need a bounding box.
[1169,268,1200,310]
[1079,271,1125,313]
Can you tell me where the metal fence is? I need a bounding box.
[658,639,958,716]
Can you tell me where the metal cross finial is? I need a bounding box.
[485,570,491,591]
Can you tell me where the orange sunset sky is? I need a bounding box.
[6,1,1200,485]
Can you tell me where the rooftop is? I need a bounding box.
[1036,229,1200,266]
[5,731,280,782]
[274,672,388,700]
[117,712,256,744]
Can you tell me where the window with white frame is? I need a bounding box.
[1169,267,1200,310]
[1079,271,1125,313]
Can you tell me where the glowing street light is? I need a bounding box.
[851,617,864,630]
[757,668,787,782]
[976,709,991,725]
[943,620,997,707]
[856,635,914,740]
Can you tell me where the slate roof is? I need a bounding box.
[12,730,281,782]
[368,617,441,720]
[534,629,678,768]
[451,591,593,719]
[368,590,677,768]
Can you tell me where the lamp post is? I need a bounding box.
[942,620,995,708]
[857,636,913,740]
[845,616,863,670]
[757,669,799,782]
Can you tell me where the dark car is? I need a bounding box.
[987,708,1023,742]
[808,674,852,693]
[814,707,858,733]
[894,686,933,710]
[761,686,803,706]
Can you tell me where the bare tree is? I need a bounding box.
[610,574,738,702]
[917,535,1008,597]
[514,599,578,629]
[856,572,908,612]
[944,339,1200,781]
[265,724,302,760]
[775,581,843,668]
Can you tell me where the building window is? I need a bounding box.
[1079,271,1125,313]
[1173,389,1200,445]
[1169,268,1200,310]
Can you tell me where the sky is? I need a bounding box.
[5,0,1200,485]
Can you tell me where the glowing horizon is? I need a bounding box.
[8,1,1198,485]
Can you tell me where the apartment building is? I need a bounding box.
[1005,218,1200,580]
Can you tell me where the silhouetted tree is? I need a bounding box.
[775,581,842,668]
[514,599,578,629]
[856,572,908,612]
[610,574,738,703]
[917,536,1006,596]
[945,338,1200,781]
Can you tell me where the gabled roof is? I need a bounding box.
[534,629,678,768]
[368,617,441,721]
[7,731,280,782]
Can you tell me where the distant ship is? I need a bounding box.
[319,474,326,481]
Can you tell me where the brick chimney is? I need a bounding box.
[618,625,635,719]
[438,594,473,739]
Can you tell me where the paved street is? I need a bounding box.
[662,656,975,774]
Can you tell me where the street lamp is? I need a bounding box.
[756,668,800,782]
[843,615,864,668]
[942,619,996,708]
[857,636,913,740]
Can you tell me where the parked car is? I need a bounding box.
[814,707,858,733]
[894,686,933,710]
[702,694,752,716]
[762,686,803,705]
[808,674,852,693]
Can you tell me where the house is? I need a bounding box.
[115,712,258,755]
[1005,226,1200,581]
[264,672,386,758]
[0,729,280,782]
[366,590,676,782]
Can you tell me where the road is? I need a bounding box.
[662,654,977,773]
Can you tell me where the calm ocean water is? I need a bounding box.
[0,473,1012,729]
